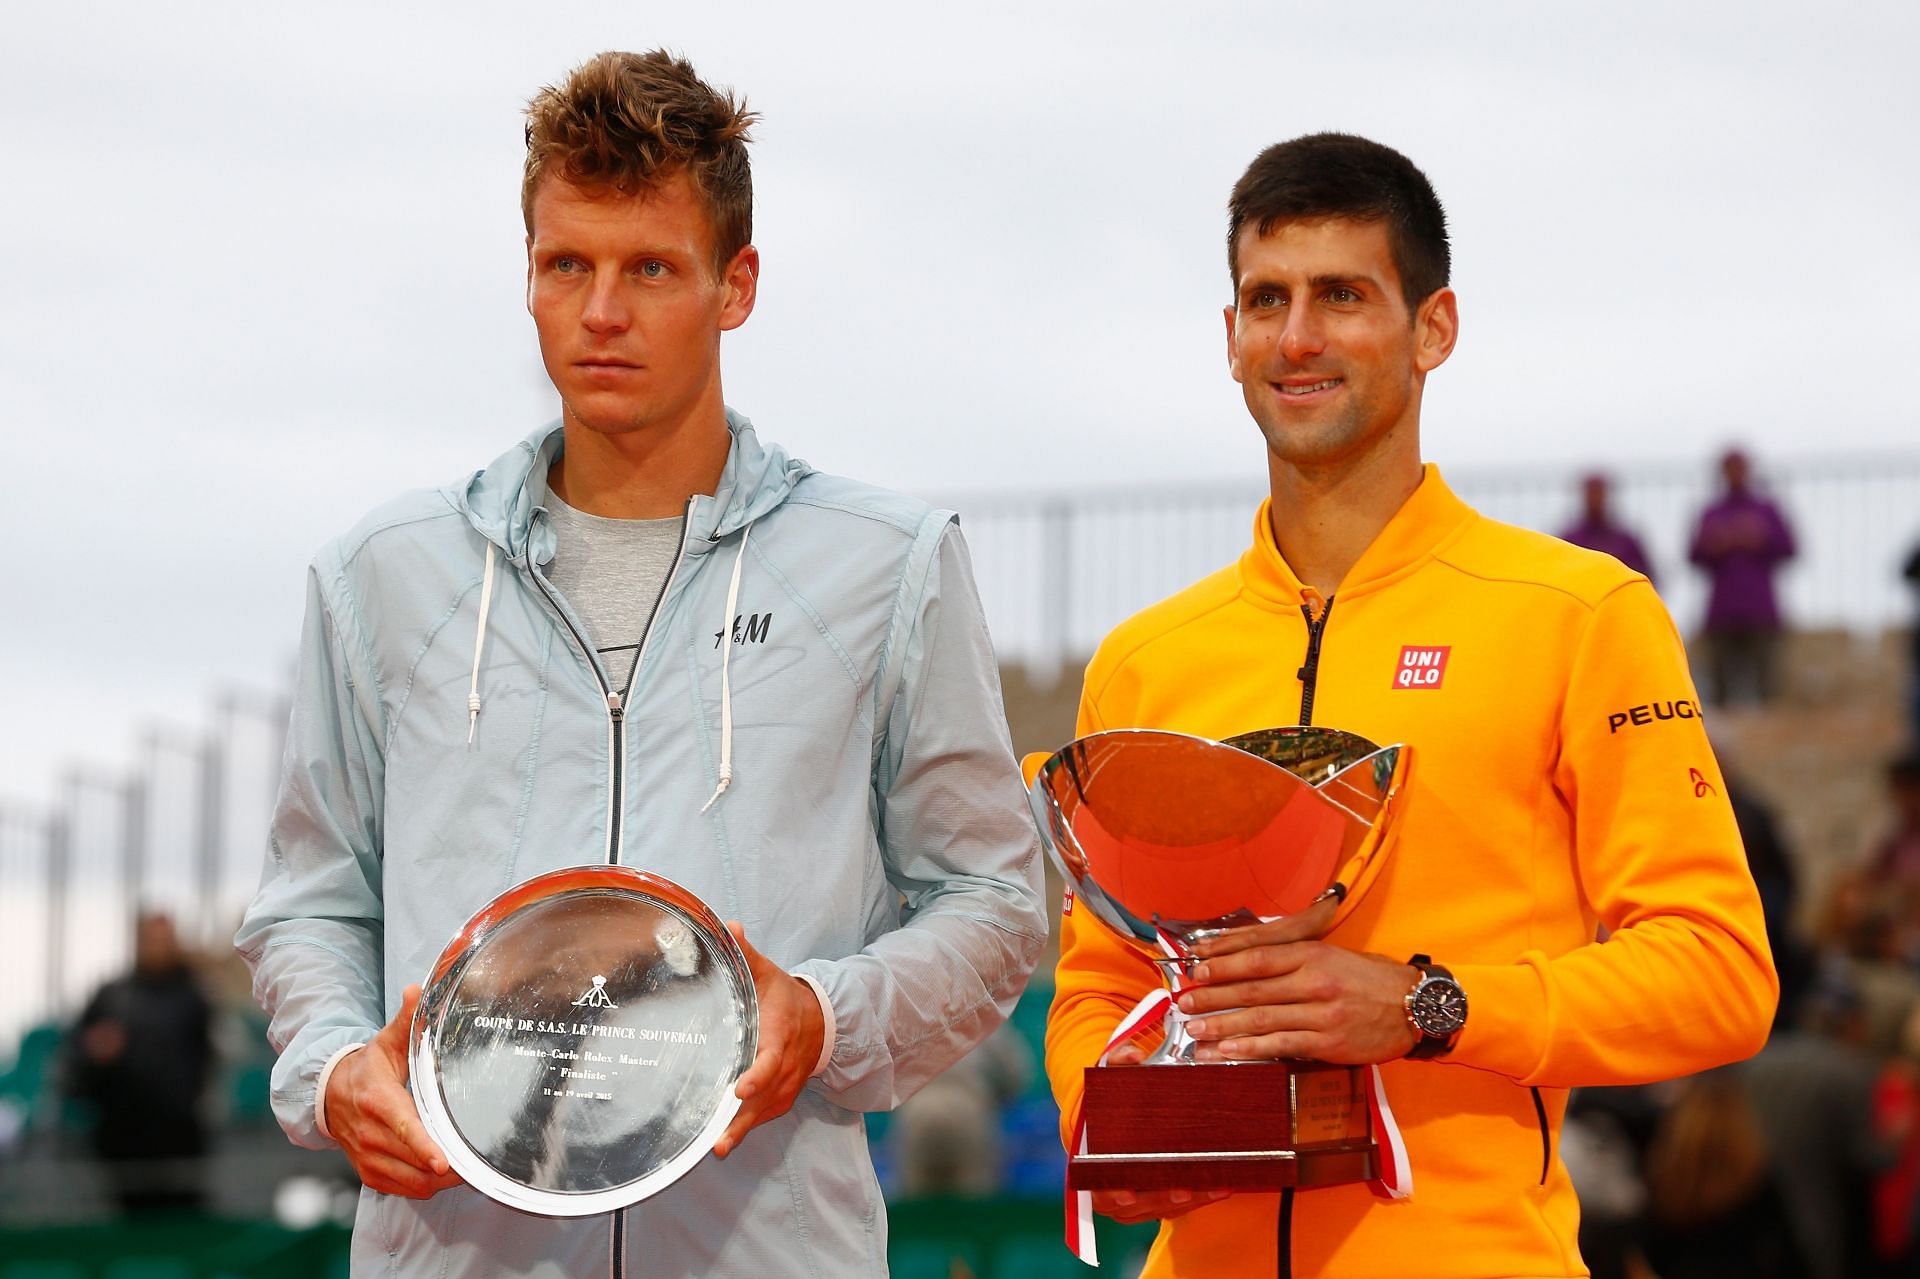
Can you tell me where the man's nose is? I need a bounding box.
[1278,307,1325,364]
[581,277,630,334]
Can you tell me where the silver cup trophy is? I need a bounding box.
[1028,726,1411,1191]
[408,866,757,1216]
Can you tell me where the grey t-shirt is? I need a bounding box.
[543,485,684,695]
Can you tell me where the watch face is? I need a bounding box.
[1413,979,1468,1037]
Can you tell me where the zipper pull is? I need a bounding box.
[607,691,624,721]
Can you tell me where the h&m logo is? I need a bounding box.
[1392,646,1451,690]
[714,613,772,649]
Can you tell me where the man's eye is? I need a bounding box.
[1251,291,1283,309]
[639,260,668,278]
[554,257,582,274]
[1328,287,1358,304]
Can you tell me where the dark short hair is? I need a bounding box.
[523,51,758,273]
[1227,133,1450,313]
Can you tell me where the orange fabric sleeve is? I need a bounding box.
[1447,579,1777,1085]
[1042,683,1167,1147]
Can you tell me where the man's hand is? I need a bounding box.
[324,984,463,1199]
[1086,1039,1232,1222]
[713,924,826,1159]
[1177,913,1419,1063]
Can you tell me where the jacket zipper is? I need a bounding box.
[525,500,694,869]
[522,496,696,1279]
[1296,597,1334,725]
[1275,595,1334,1277]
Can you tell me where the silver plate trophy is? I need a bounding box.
[409,866,757,1216]
[1029,726,1412,1190]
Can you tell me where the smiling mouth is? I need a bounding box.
[1276,378,1342,396]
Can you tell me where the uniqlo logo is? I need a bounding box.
[1062,888,1076,916]
[1393,645,1451,690]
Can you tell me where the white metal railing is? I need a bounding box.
[950,451,1920,679]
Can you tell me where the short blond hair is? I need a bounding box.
[522,51,758,272]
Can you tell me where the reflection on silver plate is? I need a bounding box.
[409,866,757,1217]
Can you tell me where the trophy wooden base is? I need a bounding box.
[1068,1060,1377,1192]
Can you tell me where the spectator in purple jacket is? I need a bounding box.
[1689,449,1796,706]
[1561,472,1655,582]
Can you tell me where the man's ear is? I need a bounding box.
[525,237,536,315]
[1413,287,1458,374]
[719,245,759,332]
[1224,303,1245,384]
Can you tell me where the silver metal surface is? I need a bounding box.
[409,866,757,1217]
[1029,726,1410,1062]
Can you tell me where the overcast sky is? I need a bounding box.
[2,0,1917,811]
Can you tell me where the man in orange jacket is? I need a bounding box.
[1045,133,1778,1278]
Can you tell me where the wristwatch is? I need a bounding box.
[1403,954,1467,1059]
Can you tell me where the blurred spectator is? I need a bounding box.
[1871,752,1920,892]
[1689,448,1796,706]
[1639,1069,1808,1279]
[1904,543,1920,746]
[889,1023,1033,1197]
[1559,471,1654,581]
[1727,777,1810,1025]
[1871,1006,1920,1270]
[65,911,213,1215]
[1843,906,1920,1064]
[1563,1084,1664,1279]
[1744,983,1893,1279]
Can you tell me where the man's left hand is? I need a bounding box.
[1177,931,1419,1064]
[713,923,826,1159]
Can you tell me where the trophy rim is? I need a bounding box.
[1028,726,1413,945]
[409,865,758,1217]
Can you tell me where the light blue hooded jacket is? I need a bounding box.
[236,414,1048,1277]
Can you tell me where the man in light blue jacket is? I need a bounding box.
[236,50,1046,1277]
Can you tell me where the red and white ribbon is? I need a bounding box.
[1367,1063,1412,1199]
[1065,984,1175,1266]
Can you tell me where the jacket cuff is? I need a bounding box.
[791,973,836,1077]
[1443,962,1549,1081]
[313,1042,366,1139]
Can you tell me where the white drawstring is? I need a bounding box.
[701,525,751,813]
[467,543,497,745]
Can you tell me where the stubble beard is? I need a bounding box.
[1249,371,1414,473]
[1250,392,1374,470]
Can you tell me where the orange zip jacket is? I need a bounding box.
[1046,467,1777,1279]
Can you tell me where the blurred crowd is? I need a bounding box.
[1561,748,1920,1279]
[1550,447,1920,1278]
[1561,447,1800,709]
[8,447,1920,1279]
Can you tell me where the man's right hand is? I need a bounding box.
[324,984,463,1199]
[1087,1039,1231,1224]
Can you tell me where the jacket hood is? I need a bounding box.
[458,408,812,560]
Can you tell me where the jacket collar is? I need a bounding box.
[458,408,812,564]
[1237,463,1478,611]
